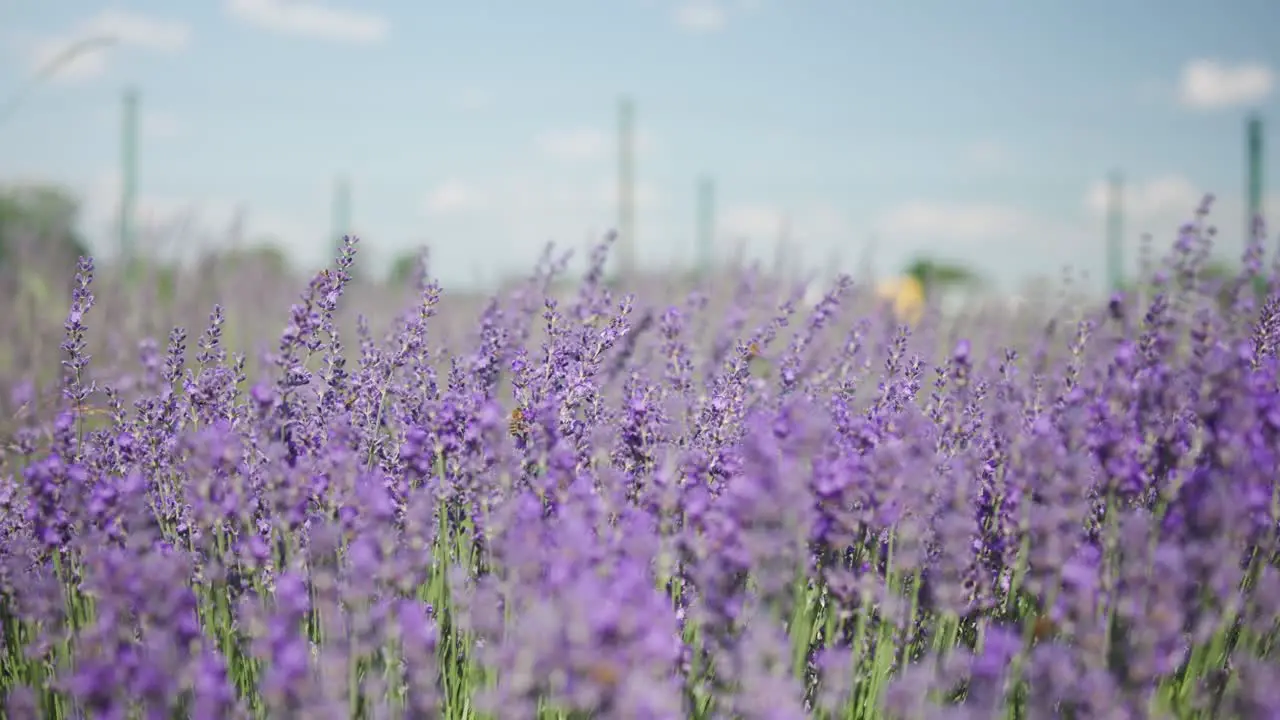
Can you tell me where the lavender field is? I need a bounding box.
[0,197,1278,719]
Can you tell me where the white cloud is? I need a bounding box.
[876,201,1029,241]
[718,202,852,270]
[423,180,486,215]
[868,200,1107,290]
[674,1,727,33]
[1082,173,1280,261]
[83,10,189,51]
[1178,59,1273,110]
[415,173,671,275]
[720,203,848,239]
[75,172,323,265]
[225,0,389,44]
[1084,174,1204,222]
[720,204,786,238]
[27,10,190,83]
[27,42,110,83]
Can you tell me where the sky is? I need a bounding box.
[2,0,1279,293]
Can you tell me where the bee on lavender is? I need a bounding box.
[509,406,529,439]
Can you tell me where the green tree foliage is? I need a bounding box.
[0,183,89,270]
[389,249,420,287]
[388,246,436,288]
[1117,259,1268,309]
[221,239,291,277]
[902,255,981,296]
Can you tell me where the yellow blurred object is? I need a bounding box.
[874,276,925,325]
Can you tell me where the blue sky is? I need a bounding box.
[2,0,1279,292]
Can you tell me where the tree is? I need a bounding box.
[1119,258,1267,310]
[902,256,981,296]
[389,250,419,287]
[388,247,430,287]
[0,182,89,270]
[220,239,291,277]
[1180,259,1266,306]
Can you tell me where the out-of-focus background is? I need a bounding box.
[1,0,1279,303]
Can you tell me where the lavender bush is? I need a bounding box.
[1,196,1278,719]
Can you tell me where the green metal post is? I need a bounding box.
[1106,170,1124,293]
[617,97,635,279]
[120,86,139,269]
[1247,114,1264,245]
[696,175,714,277]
